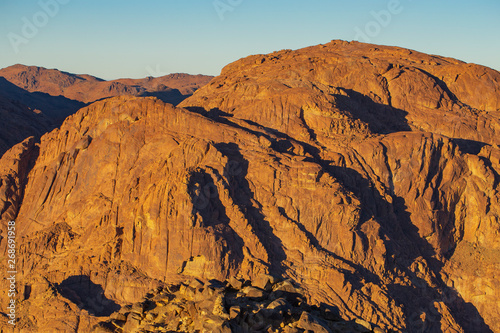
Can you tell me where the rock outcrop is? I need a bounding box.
[94,276,382,333]
[0,41,499,332]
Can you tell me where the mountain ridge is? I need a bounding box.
[0,64,214,157]
[0,41,499,332]
[0,64,214,104]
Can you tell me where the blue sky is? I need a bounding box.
[0,0,499,79]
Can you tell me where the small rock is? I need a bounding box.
[122,313,142,332]
[267,298,289,310]
[110,311,127,322]
[179,284,196,298]
[144,312,156,321]
[130,302,145,315]
[166,318,181,331]
[263,298,291,320]
[242,286,266,300]
[253,274,276,291]
[213,295,229,317]
[229,306,241,319]
[186,301,198,318]
[142,323,158,331]
[202,313,228,331]
[297,311,330,333]
[190,278,204,290]
[152,293,172,304]
[355,318,373,332]
[228,276,245,290]
[273,279,296,293]
[203,285,225,299]
[118,304,132,314]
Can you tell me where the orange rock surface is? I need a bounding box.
[0,41,499,332]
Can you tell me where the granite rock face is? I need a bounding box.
[0,41,499,332]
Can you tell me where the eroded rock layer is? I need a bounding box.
[0,41,499,332]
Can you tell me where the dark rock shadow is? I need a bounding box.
[187,170,245,272]
[327,165,492,332]
[415,68,460,103]
[214,142,287,276]
[0,77,86,121]
[452,138,488,155]
[334,88,411,134]
[58,275,120,317]
[183,106,233,119]
[139,88,189,105]
[184,106,321,158]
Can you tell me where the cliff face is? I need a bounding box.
[0,41,499,332]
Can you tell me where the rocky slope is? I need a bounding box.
[0,41,499,332]
[93,275,381,333]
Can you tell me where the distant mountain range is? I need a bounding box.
[0,64,213,156]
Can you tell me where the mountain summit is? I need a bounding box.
[0,41,499,332]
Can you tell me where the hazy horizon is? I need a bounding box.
[1,0,499,80]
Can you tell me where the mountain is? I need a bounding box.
[0,65,213,157]
[0,64,213,105]
[0,41,499,332]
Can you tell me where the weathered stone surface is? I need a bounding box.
[181,40,500,146]
[0,41,498,332]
